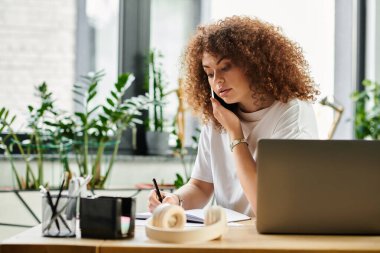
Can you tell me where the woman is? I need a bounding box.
[148,16,319,217]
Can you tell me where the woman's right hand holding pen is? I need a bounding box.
[147,190,180,213]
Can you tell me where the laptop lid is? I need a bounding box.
[256,139,380,235]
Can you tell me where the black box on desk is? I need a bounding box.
[80,196,136,239]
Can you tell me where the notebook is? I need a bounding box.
[136,207,251,223]
[256,139,380,235]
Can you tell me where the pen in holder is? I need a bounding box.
[41,194,77,237]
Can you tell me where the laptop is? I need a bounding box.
[256,139,380,235]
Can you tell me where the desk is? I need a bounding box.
[0,225,101,253]
[2,221,380,253]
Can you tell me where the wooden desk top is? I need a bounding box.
[2,220,380,253]
[0,225,101,253]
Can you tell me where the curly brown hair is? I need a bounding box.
[183,16,319,129]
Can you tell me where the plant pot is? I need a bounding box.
[146,131,170,155]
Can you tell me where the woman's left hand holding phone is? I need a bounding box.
[210,97,243,139]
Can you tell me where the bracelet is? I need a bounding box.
[173,193,183,207]
[230,138,248,152]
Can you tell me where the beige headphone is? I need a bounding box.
[145,203,228,243]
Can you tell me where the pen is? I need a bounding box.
[53,179,65,214]
[53,179,72,233]
[152,178,163,202]
[46,188,60,232]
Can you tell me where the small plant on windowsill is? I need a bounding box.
[351,79,380,140]
[145,49,173,155]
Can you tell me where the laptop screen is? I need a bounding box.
[256,139,380,235]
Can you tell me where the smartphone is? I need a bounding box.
[211,88,236,112]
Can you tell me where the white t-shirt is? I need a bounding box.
[191,99,319,217]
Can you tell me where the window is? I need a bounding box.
[0,0,119,132]
[150,0,201,146]
[1,0,370,148]
[82,0,119,110]
[0,0,77,131]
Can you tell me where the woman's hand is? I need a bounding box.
[147,190,180,212]
[211,98,243,139]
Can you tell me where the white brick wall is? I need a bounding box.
[0,0,76,130]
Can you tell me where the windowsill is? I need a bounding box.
[0,153,196,163]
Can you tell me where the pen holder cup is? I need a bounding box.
[41,195,77,237]
[80,196,136,239]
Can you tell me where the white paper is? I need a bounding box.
[185,208,251,223]
[135,211,151,220]
[136,208,251,223]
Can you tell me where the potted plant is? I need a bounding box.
[351,79,380,140]
[71,71,151,188]
[0,83,72,189]
[145,49,172,155]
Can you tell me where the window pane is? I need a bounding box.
[85,0,119,109]
[0,0,119,131]
[150,0,199,146]
[0,0,77,131]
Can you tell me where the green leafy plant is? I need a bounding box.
[351,79,380,140]
[72,70,105,178]
[0,83,71,189]
[0,108,26,189]
[1,71,151,189]
[146,49,170,132]
[27,82,60,186]
[72,71,151,188]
